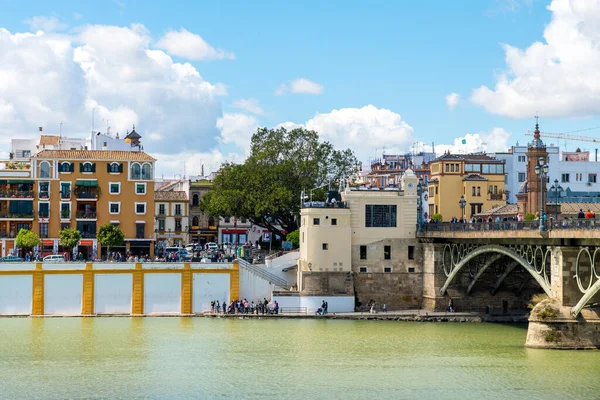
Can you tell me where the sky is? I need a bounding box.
[2,0,600,176]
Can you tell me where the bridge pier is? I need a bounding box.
[526,247,600,349]
[422,243,448,311]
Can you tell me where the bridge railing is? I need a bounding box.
[420,218,600,233]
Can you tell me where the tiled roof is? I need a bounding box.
[35,150,156,161]
[463,174,488,181]
[38,135,60,146]
[475,204,519,217]
[434,153,501,162]
[155,191,188,201]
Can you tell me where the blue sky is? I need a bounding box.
[1,0,599,175]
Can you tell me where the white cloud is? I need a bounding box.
[216,113,258,151]
[232,98,264,115]
[472,0,600,118]
[445,92,460,110]
[275,78,324,95]
[24,16,67,32]
[419,128,512,155]
[279,105,414,163]
[156,28,234,60]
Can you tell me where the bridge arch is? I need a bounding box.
[439,244,552,296]
[571,247,600,318]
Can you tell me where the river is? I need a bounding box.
[0,318,598,399]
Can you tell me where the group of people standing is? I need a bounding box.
[210,298,280,315]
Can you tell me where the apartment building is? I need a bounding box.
[189,179,218,245]
[154,191,189,250]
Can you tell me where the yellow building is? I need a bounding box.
[427,153,506,220]
[154,191,189,249]
[1,149,158,259]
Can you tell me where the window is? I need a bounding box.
[445,164,449,172]
[384,267,392,273]
[109,202,120,214]
[322,243,328,250]
[576,173,583,182]
[518,173,526,183]
[60,182,71,199]
[465,163,480,172]
[455,164,460,173]
[60,222,70,231]
[59,162,73,173]
[359,267,367,273]
[159,204,166,215]
[158,219,165,232]
[38,182,49,198]
[408,267,415,273]
[109,183,120,194]
[39,223,48,238]
[135,203,146,214]
[60,203,70,219]
[471,187,475,196]
[39,161,50,178]
[589,174,597,183]
[141,164,153,180]
[131,163,141,179]
[192,216,199,227]
[38,202,49,218]
[450,164,454,172]
[136,223,145,239]
[384,245,391,260]
[80,162,95,173]
[518,155,526,162]
[408,245,415,260]
[561,173,570,183]
[224,217,230,223]
[477,187,481,196]
[365,205,397,227]
[313,218,320,225]
[135,183,146,194]
[107,163,122,173]
[331,218,337,226]
[360,245,367,260]
[175,204,182,216]
[435,187,438,195]
[175,219,182,232]
[192,194,199,206]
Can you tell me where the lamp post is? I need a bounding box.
[459,195,466,221]
[551,178,563,226]
[168,228,172,246]
[534,157,549,231]
[417,178,424,232]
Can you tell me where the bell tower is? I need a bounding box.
[525,119,548,216]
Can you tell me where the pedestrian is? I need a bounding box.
[216,300,220,313]
[382,303,387,313]
[210,300,215,313]
[263,298,268,315]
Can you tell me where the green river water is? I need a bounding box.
[1,318,599,399]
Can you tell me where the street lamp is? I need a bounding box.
[168,228,172,246]
[551,178,563,226]
[459,195,466,221]
[534,157,549,231]
[417,177,424,232]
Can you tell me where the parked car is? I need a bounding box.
[164,247,192,260]
[0,255,23,262]
[43,255,66,262]
[205,242,219,251]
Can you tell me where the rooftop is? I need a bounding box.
[191,179,213,187]
[155,191,188,201]
[35,150,156,161]
[433,152,502,162]
[38,135,60,147]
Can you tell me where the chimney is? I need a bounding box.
[102,142,107,151]
[38,127,43,132]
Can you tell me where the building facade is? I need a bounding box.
[189,179,217,245]
[428,153,506,220]
[154,191,189,250]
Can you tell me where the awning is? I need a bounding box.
[42,240,54,246]
[222,229,247,234]
[9,180,34,184]
[76,180,98,187]
[0,180,6,184]
[80,240,94,246]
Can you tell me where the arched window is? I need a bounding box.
[131,163,141,179]
[108,162,121,173]
[192,194,199,206]
[208,216,215,227]
[192,216,199,226]
[39,161,50,178]
[59,162,72,173]
[81,162,95,173]
[141,163,152,180]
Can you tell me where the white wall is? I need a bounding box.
[0,275,32,315]
[272,295,354,313]
[239,268,274,302]
[144,273,181,314]
[192,273,230,312]
[44,274,83,315]
[94,274,132,314]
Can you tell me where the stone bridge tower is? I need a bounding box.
[520,121,548,216]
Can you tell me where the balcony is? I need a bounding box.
[76,211,97,220]
[80,231,96,238]
[75,190,99,200]
[38,191,50,200]
[302,201,349,209]
[60,210,71,220]
[60,190,71,199]
[488,193,504,201]
[0,190,34,199]
[0,211,35,220]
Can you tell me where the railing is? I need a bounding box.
[76,191,99,199]
[61,211,71,219]
[279,307,307,315]
[302,201,349,209]
[0,190,33,198]
[60,191,71,199]
[80,231,96,238]
[265,249,299,261]
[0,211,34,219]
[238,258,288,288]
[38,191,49,199]
[488,193,503,201]
[76,211,97,219]
[0,232,16,238]
[420,218,600,232]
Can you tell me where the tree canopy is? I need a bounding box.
[59,228,81,254]
[200,127,358,239]
[16,229,41,252]
[97,224,125,249]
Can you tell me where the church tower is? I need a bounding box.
[524,120,548,216]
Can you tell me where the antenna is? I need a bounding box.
[59,121,64,138]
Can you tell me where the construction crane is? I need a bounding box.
[525,130,600,143]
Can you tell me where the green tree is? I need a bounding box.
[431,213,443,223]
[97,223,125,259]
[525,213,536,221]
[15,229,41,255]
[59,227,81,259]
[286,229,300,248]
[200,127,358,239]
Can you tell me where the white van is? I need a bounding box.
[164,247,191,259]
[43,255,66,263]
